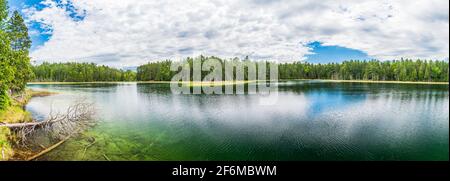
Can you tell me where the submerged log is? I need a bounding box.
[26,131,75,161]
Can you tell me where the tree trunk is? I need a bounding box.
[0,122,44,129]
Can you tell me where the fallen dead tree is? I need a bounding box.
[6,100,94,141]
[0,99,96,160]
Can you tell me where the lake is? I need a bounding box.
[25,81,449,161]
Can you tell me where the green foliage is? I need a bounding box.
[6,11,31,51]
[0,90,9,110]
[1,10,33,94]
[136,57,449,82]
[121,70,137,81]
[0,31,13,110]
[137,56,273,81]
[278,59,448,82]
[0,126,14,161]
[137,60,174,81]
[32,62,137,82]
[0,1,33,111]
[8,51,34,93]
[0,0,7,26]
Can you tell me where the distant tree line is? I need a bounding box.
[30,57,450,84]
[1,0,34,110]
[279,59,449,82]
[32,62,136,82]
[136,56,449,82]
[137,56,269,81]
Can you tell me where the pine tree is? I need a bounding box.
[3,11,33,93]
[0,0,7,26]
[6,11,31,52]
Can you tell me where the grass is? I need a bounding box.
[8,89,57,109]
[0,126,14,161]
[0,106,32,124]
[27,89,58,97]
[0,89,57,160]
[280,79,449,85]
[27,81,137,85]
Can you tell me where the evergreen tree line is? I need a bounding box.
[279,59,449,82]
[136,56,449,82]
[32,62,136,82]
[1,0,34,110]
[29,56,450,84]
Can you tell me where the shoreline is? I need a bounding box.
[27,79,449,85]
[1,89,56,124]
[0,89,57,161]
[284,79,449,85]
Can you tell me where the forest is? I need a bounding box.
[31,57,449,83]
[0,0,33,110]
[32,62,136,82]
[278,59,449,82]
[136,56,449,82]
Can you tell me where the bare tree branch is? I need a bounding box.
[1,98,96,146]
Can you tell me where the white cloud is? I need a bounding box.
[24,0,449,67]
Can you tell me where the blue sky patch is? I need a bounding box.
[306,41,372,63]
[8,0,85,50]
[9,0,50,50]
[8,0,45,11]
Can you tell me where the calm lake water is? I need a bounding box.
[26,81,449,161]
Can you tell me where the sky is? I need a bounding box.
[7,0,450,67]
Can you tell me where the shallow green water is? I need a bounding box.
[26,81,449,160]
